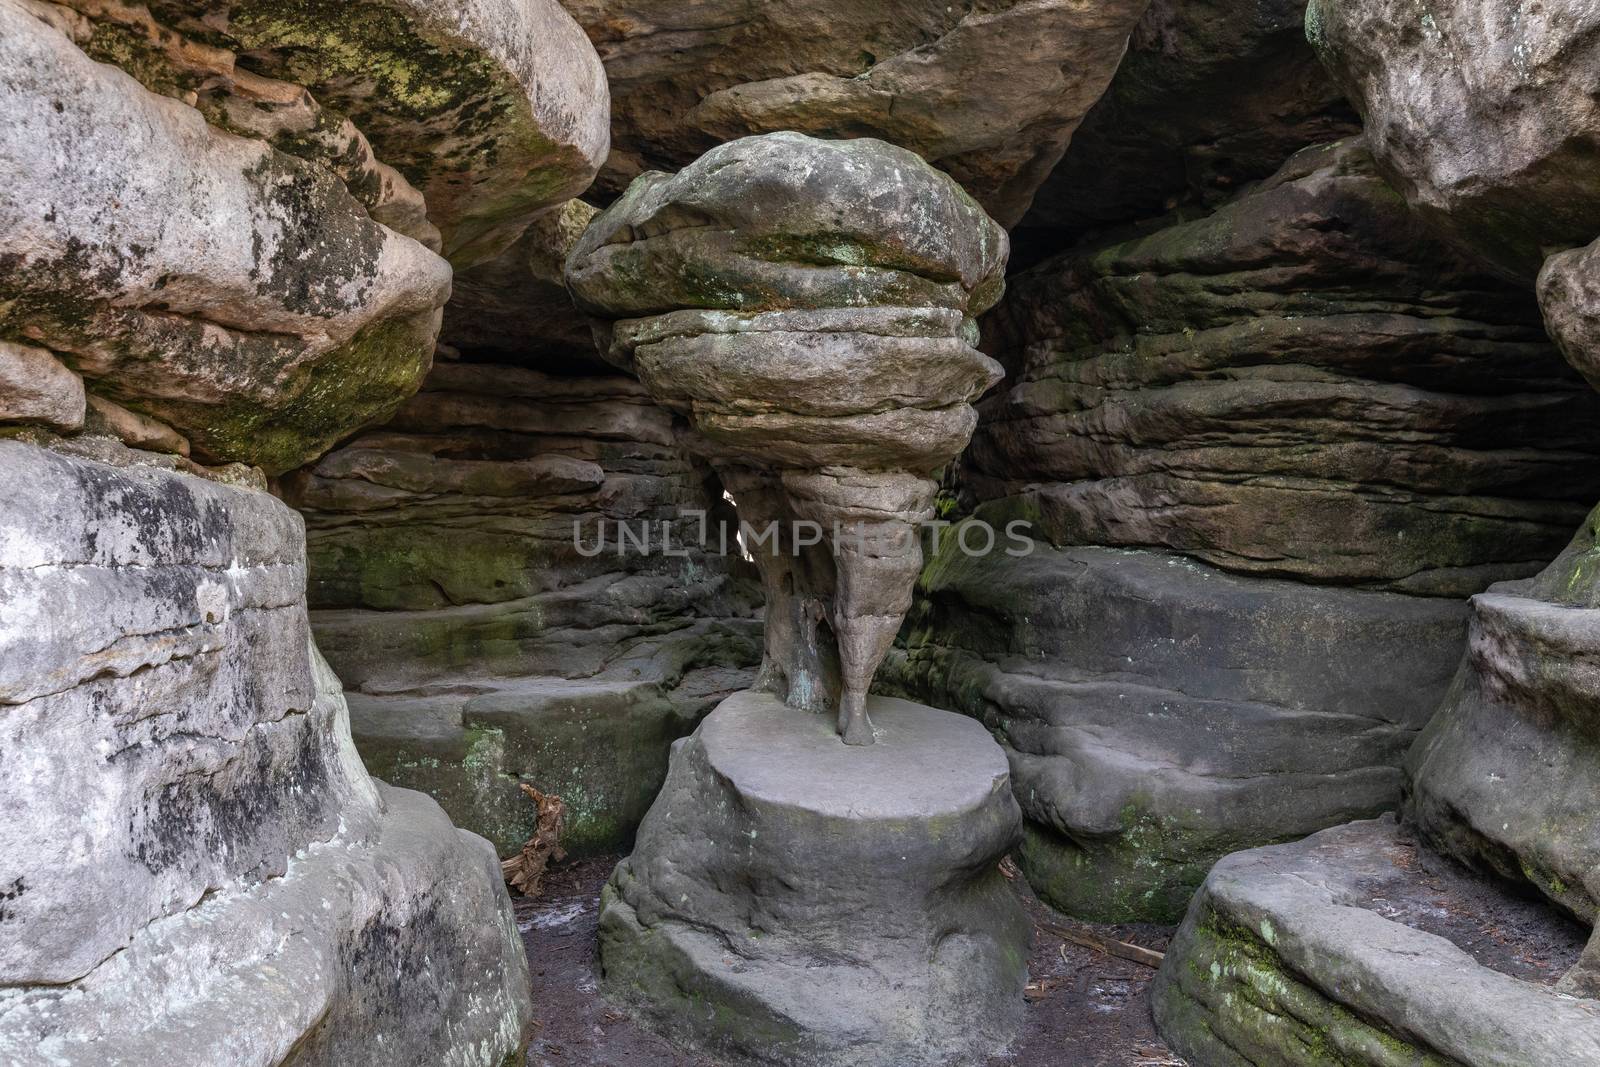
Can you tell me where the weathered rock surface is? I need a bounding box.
[976,140,1600,595]
[883,539,1466,922]
[1405,507,1600,934]
[0,438,531,1064]
[1151,121,1600,1060]
[146,0,611,266]
[1307,0,1600,278]
[1,0,608,474]
[599,690,1029,1067]
[0,0,445,473]
[559,0,1149,224]
[1153,817,1600,1066]
[287,360,761,852]
[0,339,84,431]
[568,132,1006,743]
[1022,0,1358,243]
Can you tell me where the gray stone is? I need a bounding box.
[0,339,84,430]
[567,132,1008,744]
[0,0,449,473]
[0,438,531,1064]
[557,0,1150,224]
[1153,817,1600,1066]
[599,690,1030,1067]
[885,539,1467,922]
[1307,0,1600,278]
[1406,517,1600,926]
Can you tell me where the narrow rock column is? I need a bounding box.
[565,132,1029,1065]
[566,131,1007,744]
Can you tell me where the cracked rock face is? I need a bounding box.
[0,439,532,1065]
[566,131,1006,744]
[559,0,1151,225]
[1308,0,1600,278]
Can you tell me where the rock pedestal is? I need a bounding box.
[598,691,1030,1067]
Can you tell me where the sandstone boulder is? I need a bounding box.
[885,539,1466,922]
[1153,818,1600,1066]
[0,438,531,1065]
[0,340,84,431]
[559,0,1150,224]
[599,691,1030,1067]
[1308,0,1600,277]
[148,0,610,266]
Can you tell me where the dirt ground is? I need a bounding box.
[516,855,1186,1067]
[1354,830,1587,985]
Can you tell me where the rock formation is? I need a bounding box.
[563,133,1029,1065]
[600,692,1030,1067]
[1307,0,1600,279]
[566,130,1007,744]
[287,359,761,853]
[888,135,1600,921]
[16,0,1600,1059]
[0,0,608,1061]
[1152,4,1600,1063]
[557,0,1152,224]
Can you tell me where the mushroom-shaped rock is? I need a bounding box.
[566,132,1007,744]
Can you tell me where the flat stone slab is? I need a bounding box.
[1153,816,1600,1066]
[599,690,1030,1067]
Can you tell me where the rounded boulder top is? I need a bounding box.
[696,689,1012,821]
[565,131,1009,319]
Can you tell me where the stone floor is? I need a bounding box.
[516,854,1186,1066]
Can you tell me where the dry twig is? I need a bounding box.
[1040,919,1165,969]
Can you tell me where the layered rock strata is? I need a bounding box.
[894,138,1600,921]
[884,541,1467,922]
[567,131,1007,744]
[289,360,761,853]
[1155,8,1600,1060]
[976,140,1600,594]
